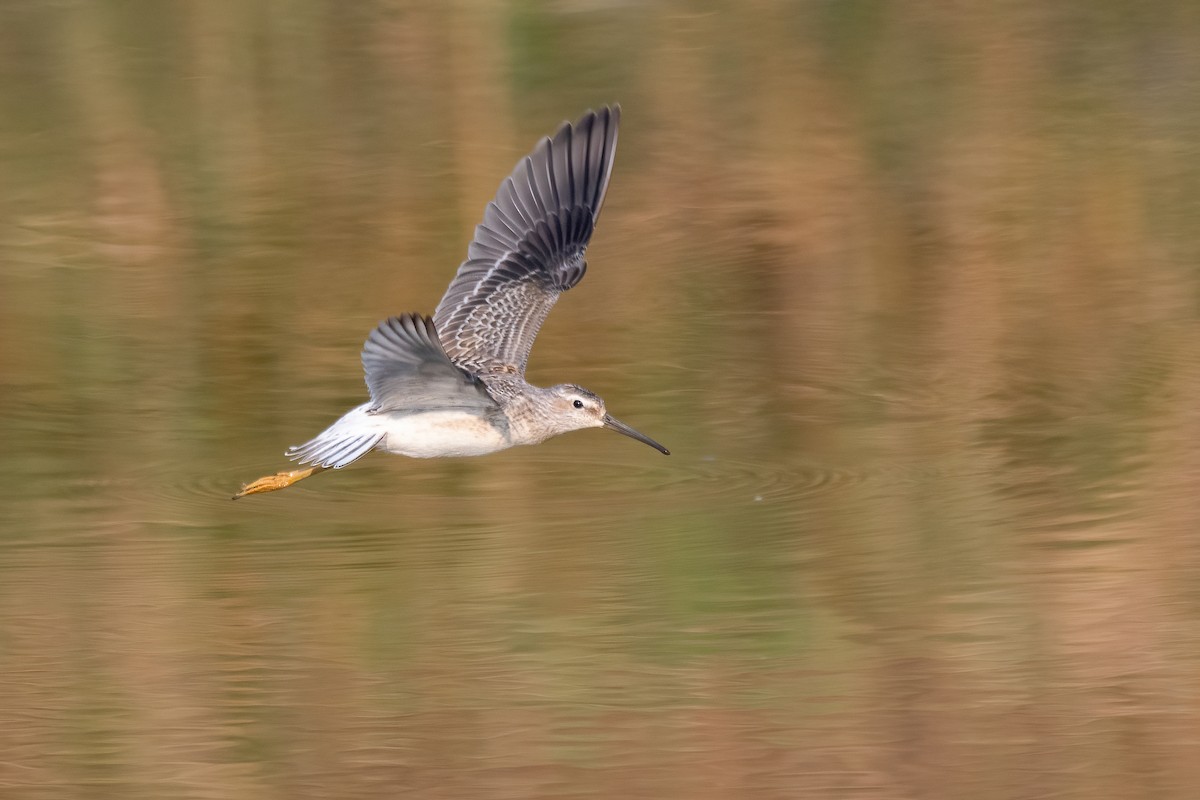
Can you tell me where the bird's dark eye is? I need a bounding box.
[573,399,584,409]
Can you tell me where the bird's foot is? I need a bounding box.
[232,467,315,499]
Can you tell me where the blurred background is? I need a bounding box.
[2,1,1199,798]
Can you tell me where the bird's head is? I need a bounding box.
[544,384,670,455]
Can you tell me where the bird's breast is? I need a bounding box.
[377,409,512,458]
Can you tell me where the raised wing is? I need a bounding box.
[361,314,496,414]
[434,105,620,377]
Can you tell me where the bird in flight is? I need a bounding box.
[235,105,668,499]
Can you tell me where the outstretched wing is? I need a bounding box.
[361,313,497,414]
[434,105,621,377]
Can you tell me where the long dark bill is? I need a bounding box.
[602,414,670,455]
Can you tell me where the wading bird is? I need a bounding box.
[235,106,668,499]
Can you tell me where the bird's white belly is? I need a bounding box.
[378,410,512,458]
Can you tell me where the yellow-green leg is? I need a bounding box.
[233,466,324,499]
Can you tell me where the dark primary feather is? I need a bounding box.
[360,313,496,414]
[434,105,621,378]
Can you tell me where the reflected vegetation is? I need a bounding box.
[3,1,1200,797]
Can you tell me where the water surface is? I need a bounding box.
[2,3,1200,798]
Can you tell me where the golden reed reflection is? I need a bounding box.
[1,2,1199,797]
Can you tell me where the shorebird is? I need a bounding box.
[235,105,668,499]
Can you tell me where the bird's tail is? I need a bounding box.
[286,404,384,469]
